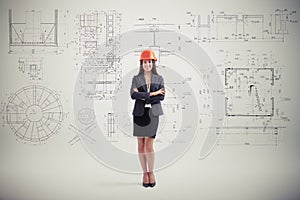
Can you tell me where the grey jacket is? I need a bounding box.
[130,73,165,116]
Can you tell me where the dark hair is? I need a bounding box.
[138,59,158,75]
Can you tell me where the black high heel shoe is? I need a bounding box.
[148,181,156,187]
[143,182,149,187]
[148,173,156,188]
[142,173,149,187]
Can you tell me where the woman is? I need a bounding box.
[130,49,165,188]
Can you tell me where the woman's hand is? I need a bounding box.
[150,88,165,96]
[134,87,165,97]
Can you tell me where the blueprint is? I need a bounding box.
[0,0,300,200]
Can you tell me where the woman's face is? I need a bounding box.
[142,60,153,72]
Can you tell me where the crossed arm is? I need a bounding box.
[133,88,165,104]
[130,76,165,104]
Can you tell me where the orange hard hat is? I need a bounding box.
[140,49,157,61]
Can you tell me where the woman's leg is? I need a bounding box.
[137,137,149,184]
[137,137,147,172]
[145,137,155,184]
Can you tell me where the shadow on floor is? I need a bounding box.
[95,181,140,187]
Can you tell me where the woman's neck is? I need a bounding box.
[144,71,152,77]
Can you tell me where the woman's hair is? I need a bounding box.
[138,59,158,75]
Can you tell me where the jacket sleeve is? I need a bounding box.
[145,95,164,104]
[130,76,150,100]
[145,76,165,104]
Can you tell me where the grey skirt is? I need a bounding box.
[133,107,159,138]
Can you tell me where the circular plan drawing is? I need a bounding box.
[6,85,63,143]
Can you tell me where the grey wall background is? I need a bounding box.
[0,0,300,200]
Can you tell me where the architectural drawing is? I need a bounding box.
[77,107,95,125]
[4,85,64,144]
[8,9,68,54]
[185,9,297,42]
[18,57,43,81]
[225,68,274,116]
[213,50,290,146]
[75,10,122,100]
[68,123,96,146]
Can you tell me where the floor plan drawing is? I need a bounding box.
[212,50,290,146]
